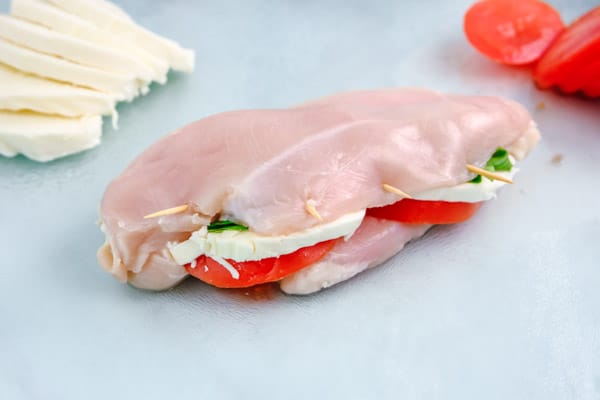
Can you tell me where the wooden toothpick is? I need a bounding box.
[305,201,323,221]
[143,204,189,219]
[466,165,513,184]
[382,183,412,198]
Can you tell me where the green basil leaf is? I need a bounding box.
[207,220,249,233]
[468,147,512,184]
[486,148,512,172]
[468,175,482,183]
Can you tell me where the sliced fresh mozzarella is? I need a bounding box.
[46,0,195,72]
[0,111,102,162]
[413,164,517,202]
[0,37,138,101]
[89,0,133,22]
[169,210,366,264]
[0,15,153,85]
[11,0,169,84]
[0,64,115,118]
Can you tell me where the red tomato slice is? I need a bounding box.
[464,0,564,65]
[534,6,600,95]
[367,199,482,224]
[185,239,337,288]
[556,59,600,93]
[582,75,600,98]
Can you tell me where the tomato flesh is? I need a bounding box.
[582,75,600,98]
[185,239,337,288]
[367,198,482,225]
[464,0,564,65]
[554,59,600,94]
[534,6,600,96]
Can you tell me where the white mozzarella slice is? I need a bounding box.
[46,0,195,72]
[90,0,133,22]
[0,37,138,101]
[169,210,366,265]
[413,166,517,202]
[0,64,115,118]
[0,15,154,85]
[0,111,102,162]
[11,0,169,84]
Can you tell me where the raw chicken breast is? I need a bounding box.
[98,88,539,290]
[224,92,536,234]
[280,217,431,295]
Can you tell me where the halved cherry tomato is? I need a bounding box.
[367,199,482,224]
[582,75,600,98]
[555,60,600,94]
[464,0,564,65]
[534,6,600,96]
[185,239,337,288]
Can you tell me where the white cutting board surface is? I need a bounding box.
[1,1,599,399]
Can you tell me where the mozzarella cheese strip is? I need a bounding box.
[169,210,366,264]
[0,37,138,101]
[0,111,101,162]
[0,15,153,85]
[210,256,240,279]
[0,64,115,118]
[47,0,195,72]
[11,0,169,83]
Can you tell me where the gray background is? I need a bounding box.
[1,0,599,399]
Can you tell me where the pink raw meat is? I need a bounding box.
[280,217,431,295]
